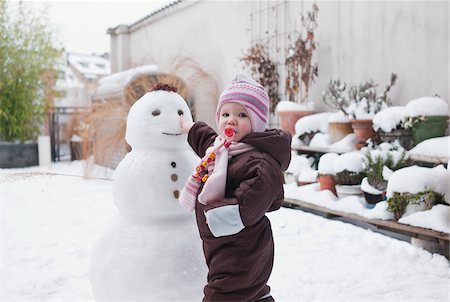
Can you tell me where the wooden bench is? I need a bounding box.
[284,198,450,258]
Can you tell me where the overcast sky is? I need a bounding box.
[44,1,168,54]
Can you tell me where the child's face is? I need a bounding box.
[218,102,252,142]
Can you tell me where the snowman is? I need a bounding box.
[90,84,206,301]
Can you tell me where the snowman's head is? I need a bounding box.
[125,84,193,151]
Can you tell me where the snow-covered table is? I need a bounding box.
[284,183,450,258]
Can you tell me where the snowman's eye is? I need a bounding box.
[152,109,161,116]
[178,110,184,116]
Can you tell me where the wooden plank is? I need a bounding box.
[408,153,449,165]
[284,198,450,242]
[291,145,352,155]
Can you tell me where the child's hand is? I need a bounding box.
[180,115,194,134]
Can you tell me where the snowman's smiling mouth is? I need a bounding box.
[162,132,182,136]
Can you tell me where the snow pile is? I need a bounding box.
[399,204,450,233]
[329,133,356,151]
[333,151,365,173]
[404,97,449,117]
[386,165,448,199]
[294,112,332,136]
[285,154,311,180]
[309,133,331,147]
[408,136,450,159]
[276,101,314,112]
[372,106,407,132]
[318,152,339,175]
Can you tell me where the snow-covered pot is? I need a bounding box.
[332,151,365,185]
[403,97,449,147]
[350,119,377,149]
[372,106,413,150]
[329,122,353,143]
[319,175,337,196]
[361,177,386,207]
[276,101,315,135]
[410,116,448,147]
[318,152,339,195]
[335,184,362,198]
[377,128,413,150]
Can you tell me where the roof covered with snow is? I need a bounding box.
[93,65,160,101]
[67,53,111,79]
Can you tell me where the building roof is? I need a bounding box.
[67,53,111,79]
[93,65,160,101]
[107,0,187,34]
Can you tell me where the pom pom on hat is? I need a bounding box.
[216,75,269,133]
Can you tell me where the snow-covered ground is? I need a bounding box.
[1,161,449,301]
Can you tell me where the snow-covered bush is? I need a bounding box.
[361,141,409,191]
[386,165,448,220]
[322,73,397,120]
[294,112,332,145]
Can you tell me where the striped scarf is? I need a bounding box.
[179,136,254,211]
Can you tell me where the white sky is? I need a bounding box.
[39,1,168,54]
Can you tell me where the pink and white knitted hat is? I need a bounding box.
[216,75,269,133]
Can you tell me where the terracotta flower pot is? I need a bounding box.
[319,174,337,196]
[328,122,353,143]
[278,110,316,135]
[351,119,376,149]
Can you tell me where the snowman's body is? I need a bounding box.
[90,87,206,301]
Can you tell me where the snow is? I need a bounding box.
[399,204,450,233]
[372,106,407,132]
[294,112,332,136]
[404,96,449,117]
[329,133,356,151]
[2,163,449,301]
[408,136,450,159]
[327,110,351,123]
[386,165,449,199]
[275,100,314,112]
[318,152,339,175]
[333,151,365,173]
[361,177,384,195]
[309,132,331,147]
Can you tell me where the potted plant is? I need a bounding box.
[360,141,409,207]
[401,96,449,147]
[372,106,413,150]
[318,152,339,196]
[332,151,365,198]
[0,1,62,168]
[322,73,398,149]
[240,42,280,114]
[386,165,448,220]
[276,3,319,135]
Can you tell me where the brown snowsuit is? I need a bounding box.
[188,122,291,302]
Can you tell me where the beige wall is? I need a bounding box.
[108,0,449,128]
